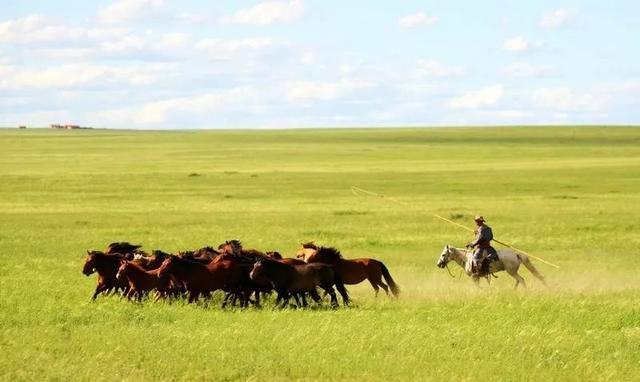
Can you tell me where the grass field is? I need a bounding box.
[1,126,640,381]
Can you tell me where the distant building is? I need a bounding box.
[19,125,26,129]
[49,123,92,130]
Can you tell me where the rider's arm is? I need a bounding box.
[470,226,491,247]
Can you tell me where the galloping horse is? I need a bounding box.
[249,258,349,308]
[217,240,267,261]
[436,244,546,289]
[158,255,251,306]
[296,242,399,297]
[105,242,144,257]
[82,250,129,299]
[116,260,169,301]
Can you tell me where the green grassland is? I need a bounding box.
[1,126,640,381]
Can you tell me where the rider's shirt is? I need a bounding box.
[471,224,493,248]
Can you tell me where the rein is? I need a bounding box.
[445,263,456,278]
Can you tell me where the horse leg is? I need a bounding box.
[368,271,389,297]
[322,285,338,308]
[507,269,526,289]
[308,289,322,305]
[292,293,302,308]
[231,292,239,307]
[367,279,381,297]
[279,292,290,309]
[92,284,109,300]
[253,290,261,307]
[222,292,233,308]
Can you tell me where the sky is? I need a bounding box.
[1,0,639,129]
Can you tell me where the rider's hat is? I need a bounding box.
[474,215,485,222]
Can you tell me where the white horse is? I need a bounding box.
[436,245,546,289]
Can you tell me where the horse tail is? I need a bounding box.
[333,270,350,306]
[380,261,400,297]
[518,254,546,285]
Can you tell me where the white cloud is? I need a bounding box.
[0,63,161,90]
[478,110,534,119]
[398,12,437,28]
[540,8,573,29]
[531,87,601,111]
[448,85,504,109]
[300,51,315,65]
[222,0,304,26]
[503,36,544,54]
[415,60,465,78]
[106,86,261,125]
[195,38,286,60]
[98,0,165,25]
[286,79,374,101]
[0,14,126,44]
[504,62,555,77]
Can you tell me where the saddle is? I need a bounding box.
[472,248,499,277]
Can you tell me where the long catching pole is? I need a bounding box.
[350,186,560,269]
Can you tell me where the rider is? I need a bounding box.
[466,215,498,274]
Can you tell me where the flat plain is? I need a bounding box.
[1,126,639,381]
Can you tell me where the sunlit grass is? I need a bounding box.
[1,126,639,380]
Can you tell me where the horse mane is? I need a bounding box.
[194,246,220,258]
[266,251,282,259]
[88,250,128,260]
[314,246,343,262]
[151,249,172,257]
[227,239,242,248]
[106,242,142,252]
[301,241,318,250]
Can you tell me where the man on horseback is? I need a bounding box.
[466,215,499,275]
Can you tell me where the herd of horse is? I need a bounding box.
[82,240,400,308]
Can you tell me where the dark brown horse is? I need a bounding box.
[213,247,307,306]
[143,249,173,269]
[116,260,169,301]
[82,250,129,299]
[217,240,267,261]
[157,255,251,306]
[266,251,307,266]
[105,242,144,257]
[296,242,399,297]
[249,258,349,308]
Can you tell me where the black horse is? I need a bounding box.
[249,258,349,308]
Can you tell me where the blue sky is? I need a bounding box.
[1,0,638,128]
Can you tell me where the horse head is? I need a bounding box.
[296,242,317,261]
[436,245,455,268]
[158,255,178,279]
[82,250,102,275]
[115,259,128,282]
[265,251,282,259]
[249,259,266,282]
[217,240,242,255]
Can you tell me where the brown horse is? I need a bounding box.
[217,240,267,261]
[82,250,129,299]
[116,260,169,301]
[157,255,251,306]
[105,242,144,257]
[249,258,349,308]
[296,242,399,297]
[266,251,307,266]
